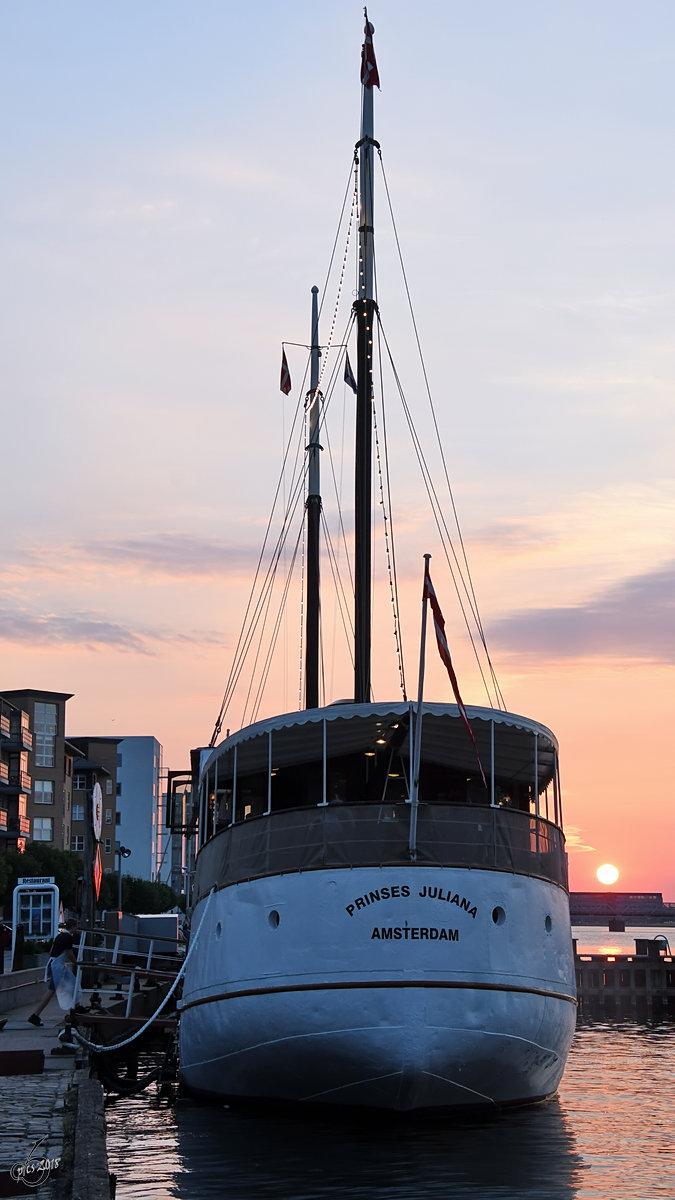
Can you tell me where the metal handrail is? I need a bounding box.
[72,926,183,1014]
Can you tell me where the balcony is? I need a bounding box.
[0,714,10,739]
[8,815,31,835]
[20,728,33,751]
[0,809,7,831]
[0,760,8,785]
[7,769,31,792]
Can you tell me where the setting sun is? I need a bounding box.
[597,864,620,886]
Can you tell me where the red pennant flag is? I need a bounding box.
[280,348,291,395]
[360,13,380,90]
[423,564,487,787]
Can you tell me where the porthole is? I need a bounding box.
[545,915,552,933]
[215,922,222,939]
[269,910,280,929]
[492,906,506,926]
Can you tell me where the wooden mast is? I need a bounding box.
[305,286,322,709]
[354,11,378,704]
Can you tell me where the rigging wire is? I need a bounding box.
[209,134,508,746]
[209,156,358,745]
[250,524,305,725]
[377,149,506,710]
[377,315,499,708]
[372,252,407,702]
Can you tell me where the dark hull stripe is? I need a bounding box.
[179,978,577,1012]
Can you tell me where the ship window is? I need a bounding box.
[268,910,280,928]
[491,906,506,926]
[544,915,552,933]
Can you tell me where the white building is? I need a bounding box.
[115,736,165,883]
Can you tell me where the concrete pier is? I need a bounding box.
[0,983,112,1200]
[575,938,675,1018]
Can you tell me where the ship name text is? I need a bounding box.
[345,885,477,918]
[371,925,459,941]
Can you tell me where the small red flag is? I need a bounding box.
[280,348,291,395]
[423,564,487,787]
[360,13,380,90]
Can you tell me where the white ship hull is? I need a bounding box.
[179,865,576,1110]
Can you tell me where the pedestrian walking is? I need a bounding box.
[28,918,78,1026]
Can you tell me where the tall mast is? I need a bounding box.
[305,285,322,709]
[354,11,378,704]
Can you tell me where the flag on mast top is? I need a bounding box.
[361,10,380,89]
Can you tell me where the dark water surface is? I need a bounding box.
[106,1022,675,1199]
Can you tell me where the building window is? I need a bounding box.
[116,813,121,825]
[34,780,55,805]
[106,779,113,795]
[116,782,122,796]
[104,837,112,854]
[71,834,84,852]
[34,702,58,768]
[73,774,87,790]
[72,804,85,822]
[105,808,113,824]
[117,753,123,768]
[32,817,53,842]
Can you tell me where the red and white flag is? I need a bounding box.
[360,13,380,89]
[280,348,291,395]
[423,564,487,787]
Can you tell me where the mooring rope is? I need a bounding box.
[70,889,215,1054]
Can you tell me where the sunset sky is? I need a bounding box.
[2,2,674,897]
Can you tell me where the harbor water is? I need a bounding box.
[105,929,675,1199]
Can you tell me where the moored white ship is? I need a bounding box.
[178,16,577,1111]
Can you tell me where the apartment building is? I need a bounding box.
[68,737,120,875]
[115,736,164,882]
[0,694,32,850]
[0,688,73,852]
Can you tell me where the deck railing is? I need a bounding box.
[193,802,568,901]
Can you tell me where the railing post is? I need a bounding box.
[267,731,273,814]
[125,968,136,1018]
[318,719,328,805]
[490,719,495,806]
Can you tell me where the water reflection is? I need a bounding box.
[107,1092,584,1199]
[106,1021,675,1200]
[173,1099,584,1200]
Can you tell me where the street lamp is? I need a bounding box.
[116,845,131,911]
